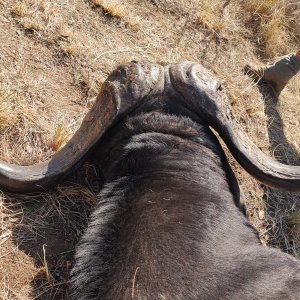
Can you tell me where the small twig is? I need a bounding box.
[93,49,153,62]
[1,47,17,60]
[33,282,65,300]
[43,244,51,282]
[0,245,18,260]
[131,267,140,299]
[0,232,10,247]
[0,232,10,240]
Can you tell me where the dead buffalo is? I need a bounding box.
[0,61,300,299]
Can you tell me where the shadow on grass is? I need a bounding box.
[8,164,103,299]
[257,83,300,255]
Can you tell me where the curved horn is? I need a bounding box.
[169,61,300,191]
[0,61,164,193]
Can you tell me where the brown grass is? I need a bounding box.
[242,0,299,58]
[197,1,224,33]
[89,0,139,28]
[0,0,299,297]
[50,125,70,151]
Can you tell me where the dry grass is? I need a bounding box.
[91,0,126,18]
[197,0,225,33]
[0,0,299,298]
[0,61,79,165]
[50,125,70,151]
[242,0,299,58]
[89,0,139,28]
[0,166,99,299]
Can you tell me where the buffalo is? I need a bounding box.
[0,61,300,299]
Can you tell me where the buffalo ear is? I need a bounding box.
[169,61,300,191]
[0,61,165,193]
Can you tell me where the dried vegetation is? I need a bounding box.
[0,0,299,298]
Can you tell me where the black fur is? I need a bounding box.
[71,111,300,299]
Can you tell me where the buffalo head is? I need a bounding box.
[1,61,300,299]
[0,61,299,192]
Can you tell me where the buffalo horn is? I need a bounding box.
[169,61,300,191]
[0,61,164,192]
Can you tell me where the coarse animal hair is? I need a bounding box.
[70,111,300,299]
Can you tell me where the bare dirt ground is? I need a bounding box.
[0,0,299,299]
